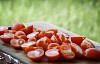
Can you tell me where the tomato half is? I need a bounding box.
[70,43,84,58]
[0,26,8,35]
[45,49,60,61]
[27,49,44,61]
[85,48,100,60]
[59,44,75,60]
[80,39,95,51]
[10,39,25,49]
[48,29,58,35]
[15,31,26,36]
[70,36,85,45]
[47,43,60,50]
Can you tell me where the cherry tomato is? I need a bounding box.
[28,37,37,42]
[37,31,45,38]
[59,44,75,60]
[12,22,25,31]
[50,35,59,43]
[48,29,58,35]
[5,30,16,34]
[70,36,85,45]
[70,43,84,58]
[10,39,25,49]
[26,25,34,34]
[85,48,100,60]
[0,33,14,43]
[15,31,25,36]
[27,49,44,61]
[0,26,8,35]
[80,39,95,51]
[27,32,39,38]
[45,49,60,61]
[45,31,54,38]
[20,28,28,35]
[21,41,36,50]
[47,43,60,50]
[36,37,51,50]
[24,46,43,53]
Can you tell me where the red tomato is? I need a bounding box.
[47,43,60,50]
[26,25,34,34]
[15,31,25,36]
[24,46,43,53]
[21,41,36,50]
[63,38,70,43]
[5,30,16,34]
[20,28,28,35]
[45,31,54,38]
[12,22,25,31]
[48,29,58,35]
[0,26,8,35]
[70,36,85,45]
[28,37,37,42]
[85,48,100,60]
[18,35,28,41]
[80,39,95,51]
[27,32,39,38]
[70,43,84,58]
[50,35,59,43]
[10,39,25,49]
[36,37,51,50]
[37,31,45,38]
[45,49,60,61]
[27,49,44,61]
[59,44,75,60]
[0,33,14,43]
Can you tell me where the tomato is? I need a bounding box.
[5,30,16,34]
[48,29,58,35]
[15,31,25,36]
[36,37,51,50]
[21,41,36,50]
[45,49,60,61]
[45,31,54,38]
[70,43,84,58]
[20,28,28,35]
[70,36,85,45]
[85,48,100,60]
[63,38,70,43]
[27,49,44,61]
[80,39,95,51]
[59,44,75,60]
[24,46,43,53]
[18,35,28,41]
[37,31,45,38]
[0,33,14,43]
[10,39,25,49]
[28,37,37,42]
[12,22,25,31]
[0,26,8,35]
[27,32,39,38]
[47,43,60,50]
[50,35,59,43]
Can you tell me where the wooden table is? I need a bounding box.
[0,21,100,64]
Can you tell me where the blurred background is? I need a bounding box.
[0,0,100,43]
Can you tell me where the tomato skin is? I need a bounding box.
[45,31,54,38]
[15,31,25,36]
[45,49,60,61]
[26,25,34,34]
[28,37,37,42]
[36,37,51,50]
[80,39,95,51]
[48,29,58,35]
[5,30,16,34]
[0,26,8,35]
[10,39,25,49]
[37,31,45,38]
[70,43,84,58]
[59,44,75,60]
[85,48,100,60]
[50,35,59,43]
[12,22,25,31]
[70,36,86,45]
[47,43,60,50]
[27,49,44,61]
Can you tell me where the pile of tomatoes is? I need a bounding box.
[0,22,100,61]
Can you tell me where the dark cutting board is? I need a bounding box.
[0,21,100,64]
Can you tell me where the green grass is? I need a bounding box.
[0,0,100,43]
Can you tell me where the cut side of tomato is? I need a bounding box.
[80,39,95,51]
[45,49,60,61]
[27,49,44,61]
[48,29,58,35]
[70,36,86,45]
[15,31,26,36]
[59,44,75,60]
[70,43,84,58]
[0,26,8,35]
[85,48,100,60]
[47,43,60,50]
[10,39,25,49]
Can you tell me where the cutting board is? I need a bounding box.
[0,21,100,64]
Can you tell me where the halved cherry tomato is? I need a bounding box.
[15,31,25,36]
[4,30,16,34]
[21,41,36,50]
[37,31,45,38]
[85,48,100,60]
[12,22,25,31]
[70,36,85,45]
[48,29,58,35]
[45,49,60,61]
[47,43,60,50]
[26,25,34,34]
[59,44,75,60]
[24,46,43,53]
[50,35,59,43]
[45,31,54,38]
[27,49,44,61]
[27,32,39,38]
[20,28,28,35]
[0,26,8,35]
[10,39,25,49]
[36,37,51,50]
[0,33,14,43]
[28,37,37,42]
[70,43,84,58]
[80,39,95,51]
